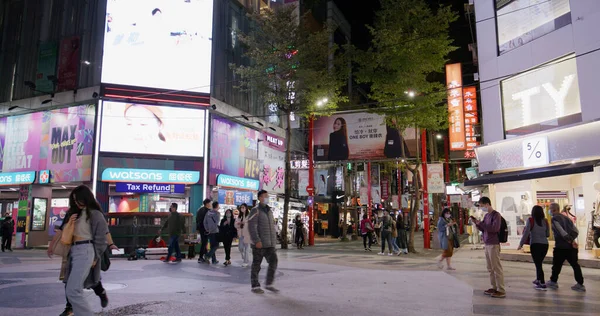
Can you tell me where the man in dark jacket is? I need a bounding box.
[248,190,278,294]
[160,203,185,263]
[196,199,212,263]
[1,214,14,252]
[547,203,585,292]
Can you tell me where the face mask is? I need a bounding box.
[155,238,161,243]
[261,198,268,205]
[481,207,488,212]
[226,214,231,218]
[445,214,451,219]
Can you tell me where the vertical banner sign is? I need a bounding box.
[35,42,58,94]
[427,164,445,194]
[57,36,81,92]
[446,63,466,151]
[371,164,381,204]
[298,170,309,196]
[463,86,479,158]
[380,175,389,201]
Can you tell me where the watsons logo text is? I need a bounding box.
[102,168,199,184]
[217,174,259,190]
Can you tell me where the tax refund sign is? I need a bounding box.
[101,168,200,184]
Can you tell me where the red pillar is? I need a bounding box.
[367,162,372,217]
[308,116,315,246]
[397,161,402,210]
[459,202,464,234]
[421,129,430,249]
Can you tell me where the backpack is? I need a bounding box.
[497,213,508,243]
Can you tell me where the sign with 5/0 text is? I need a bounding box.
[522,136,549,168]
[115,183,186,194]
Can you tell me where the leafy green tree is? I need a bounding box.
[233,4,347,249]
[355,0,458,252]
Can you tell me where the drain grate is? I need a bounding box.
[0,280,21,285]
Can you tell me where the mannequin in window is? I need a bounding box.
[561,205,576,224]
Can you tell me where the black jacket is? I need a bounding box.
[219,217,237,240]
[1,218,14,236]
[328,131,349,161]
[196,206,209,233]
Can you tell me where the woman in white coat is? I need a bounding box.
[235,203,252,267]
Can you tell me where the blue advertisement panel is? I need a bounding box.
[102,168,200,184]
[218,189,253,206]
[217,174,259,191]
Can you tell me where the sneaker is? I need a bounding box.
[483,288,496,296]
[364,248,368,251]
[437,261,444,269]
[388,253,393,256]
[571,284,586,292]
[367,248,372,252]
[532,280,540,286]
[265,285,280,293]
[59,307,74,316]
[241,263,248,267]
[251,287,264,294]
[546,281,559,289]
[198,258,206,263]
[534,284,547,291]
[174,258,182,263]
[99,290,109,308]
[377,252,385,255]
[447,267,456,271]
[491,291,506,298]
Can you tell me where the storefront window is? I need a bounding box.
[501,54,582,138]
[496,0,571,55]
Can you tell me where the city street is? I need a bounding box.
[0,240,597,316]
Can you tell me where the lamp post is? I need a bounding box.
[421,129,430,249]
[307,97,328,246]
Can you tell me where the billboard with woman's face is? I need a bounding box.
[313,112,417,161]
[100,101,206,157]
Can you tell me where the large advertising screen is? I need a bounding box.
[209,117,260,184]
[0,104,96,182]
[501,55,581,137]
[312,112,417,162]
[100,101,206,157]
[496,0,571,55]
[101,0,213,92]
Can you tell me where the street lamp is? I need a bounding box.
[316,97,328,107]
[436,134,442,140]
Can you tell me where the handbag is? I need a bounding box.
[453,232,460,248]
[101,247,111,272]
[60,218,75,245]
[52,230,71,257]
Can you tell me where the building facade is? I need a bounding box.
[469,0,600,253]
[0,0,286,248]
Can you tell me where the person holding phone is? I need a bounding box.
[437,208,457,270]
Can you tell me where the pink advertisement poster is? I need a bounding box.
[0,104,96,182]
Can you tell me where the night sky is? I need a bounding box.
[333,0,476,70]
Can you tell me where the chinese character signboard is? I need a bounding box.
[446,63,466,151]
[463,86,480,153]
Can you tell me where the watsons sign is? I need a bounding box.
[217,174,260,191]
[102,168,200,184]
[0,171,36,185]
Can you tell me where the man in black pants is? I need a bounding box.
[196,199,212,263]
[1,215,14,252]
[547,203,585,292]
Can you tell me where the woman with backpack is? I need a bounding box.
[518,205,550,291]
[378,210,395,256]
[360,214,374,251]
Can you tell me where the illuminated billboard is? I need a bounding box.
[100,101,206,157]
[101,0,213,93]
